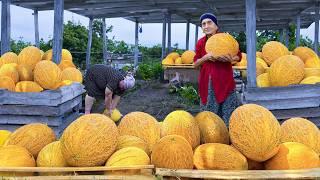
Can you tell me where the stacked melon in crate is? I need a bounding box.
[0,46,85,136]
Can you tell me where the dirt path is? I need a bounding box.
[117,80,200,121]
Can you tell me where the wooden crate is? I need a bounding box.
[0,83,86,136]
[155,168,320,179]
[0,165,154,180]
[242,84,320,126]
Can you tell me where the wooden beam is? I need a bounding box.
[195,24,199,49]
[296,14,301,47]
[33,10,39,48]
[102,18,108,64]
[134,19,139,67]
[52,0,64,64]
[315,3,319,55]
[1,0,11,55]
[86,18,93,70]
[246,0,257,88]
[186,19,190,50]
[167,12,172,54]
[161,13,167,60]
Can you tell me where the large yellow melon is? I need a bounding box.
[34,60,62,90]
[58,60,76,71]
[300,76,320,84]
[304,68,320,78]
[262,41,289,65]
[235,53,247,66]
[37,141,67,175]
[54,80,73,89]
[305,57,320,68]
[181,50,196,64]
[193,143,248,170]
[256,60,266,76]
[195,111,229,144]
[116,135,149,155]
[175,57,183,64]
[0,76,15,91]
[42,49,73,62]
[118,112,160,152]
[17,64,33,81]
[106,147,150,168]
[61,67,83,83]
[167,52,180,60]
[15,81,44,92]
[256,51,263,59]
[1,52,18,64]
[293,46,318,63]
[5,123,56,158]
[268,55,304,87]
[151,135,193,169]
[205,33,239,57]
[18,46,42,70]
[257,57,268,68]
[0,63,19,83]
[229,104,281,162]
[265,142,319,170]
[0,130,11,147]
[161,110,200,149]
[0,145,36,177]
[280,118,320,154]
[257,73,270,88]
[162,57,174,65]
[42,49,52,60]
[103,108,122,122]
[60,114,119,167]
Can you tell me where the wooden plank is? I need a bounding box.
[102,18,108,64]
[86,18,93,70]
[296,14,300,47]
[52,0,64,64]
[186,19,190,50]
[0,95,82,116]
[271,107,320,120]
[1,0,11,55]
[34,10,40,48]
[246,0,257,88]
[7,175,154,180]
[167,12,172,54]
[194,24,198,49]
[134,19,139,67]
[156,168,320,179]
[315,2,319,55]
[161,13,167,60]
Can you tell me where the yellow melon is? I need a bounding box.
[103,108,122,122]
[61,67,83,83]
[268,55,304,87]
[118,112,160,152]
[175,57,183,64]
[257,73,270,88]
[18,46,42,70]
[54,80,73,89]
[305,57,320,68]
[205,33,239,57]
[265,142,319,170]
[116,135,149,155]
[151,135,193,169]
[256,51,263,59]
[0,145,36,177]
[41,49,73,62]
[262,41,289,65]
[193,143,248,170]
[229,104,281,162]
[304,68,320,78]
[161,110,200,149]
[42,49,52,60]
[1,52,18,64]
[5,123,56,158]
[256,60,266,76]
[181,50,196,64]
[17,64,33,81]
[37,141,68,175]
[0,76,15,91]
[0,63,19,83]
[58,60,76,71]
[194,111,229,144]
[235,53,247,66]
[300,76,320,84]
[15,81,44,92]
[162,57,174,65]
[60,114,119,167]
[34,60,62,90]
[280,118,320,154]
[0,130,11,147]
[167,52,180,60]
[257,57,268,68]
[293,46,318,63]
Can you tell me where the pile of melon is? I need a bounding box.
[0,46,83,93]
[0,104,319,176]
[234,41,320,87]
[162,50,196,65]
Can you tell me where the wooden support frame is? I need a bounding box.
[33,10,40,48]
[1,0,11,55]
[134,19,139,67]
[161,13,167,60]
[186,19,190,50]
[246,0,256,88]
[86,17,93,70]
[102,18,108,64]
[52,0,64,64]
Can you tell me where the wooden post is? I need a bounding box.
[186,20,190,50]
[33,10,40,48]
[52,0,64,64]
[134,19,139,68]
[167,12,172,54]
[161,13,167,60]
[1,0,11,55]
[296,15,301,47]
[102,18,108,64]
[195,24,199,49]
[315,3,319,55]
[246,0,257,88]
[285,27,289,48]
[86,18,93,70]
